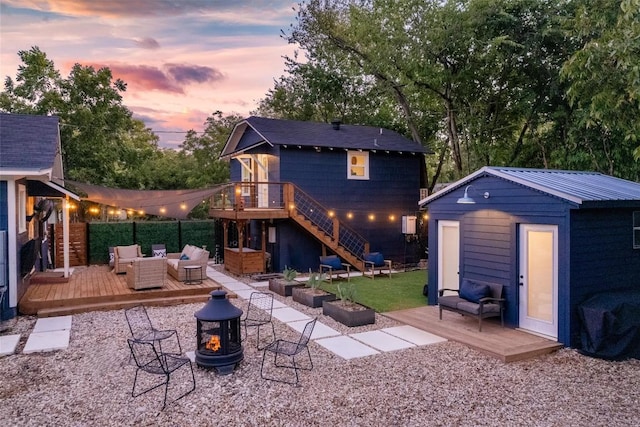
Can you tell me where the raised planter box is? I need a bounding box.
[292,287,336,308]
[268,278,305,297]
[322,300,375,327]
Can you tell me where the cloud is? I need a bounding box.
[166,63,224,84]
[81,62,225,94]
[6,0,297,22]
[134,37,160,50]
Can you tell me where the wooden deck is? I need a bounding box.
[383,306,563,362]
[19,265,226,317]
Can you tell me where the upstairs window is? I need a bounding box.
[348,151,369,180]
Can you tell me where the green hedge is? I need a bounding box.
[88,220,218,264]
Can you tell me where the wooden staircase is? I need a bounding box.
[288,185,368,271]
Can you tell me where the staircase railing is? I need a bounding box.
[290,184,368,260]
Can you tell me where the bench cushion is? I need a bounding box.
[365,252,385,267]
[459,279,491,303]
[457,301,502,315]
[438,295,466,309]
[321,255,342,270]
[117,245,140,259]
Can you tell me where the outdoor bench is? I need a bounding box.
[438,278,505,331]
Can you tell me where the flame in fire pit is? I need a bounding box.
[206,335,221,352]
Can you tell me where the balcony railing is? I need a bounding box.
[209,182,286,210]
[209,182,368,261]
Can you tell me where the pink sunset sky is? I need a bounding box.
[0,0,300,148]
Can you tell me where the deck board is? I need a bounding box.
[19,265,225,317]
[383,306,563,362]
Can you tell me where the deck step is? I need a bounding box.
[36,292,238,317]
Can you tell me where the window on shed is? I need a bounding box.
[634,212,640,249]
[347,151,369,180]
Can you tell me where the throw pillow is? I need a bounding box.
[459,279,491,303]
[180,254,190,261]
[153,249,167,258]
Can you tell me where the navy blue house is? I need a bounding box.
[0,113,79,323]
[420,166,640,347]
[210,116,429,274]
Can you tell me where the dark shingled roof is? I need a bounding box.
[0,113,60,171]
[221,116,430,157]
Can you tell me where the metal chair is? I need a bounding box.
[127,339,195,410]
[241,292,276,350]
[124,305,182,356]
[261,317,317,385]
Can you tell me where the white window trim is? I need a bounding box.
[347,151,369,180]
[18,184,27,233]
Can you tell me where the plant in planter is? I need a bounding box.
[322,283,375,326]
[268,266,305,297]
[292,270,336,308]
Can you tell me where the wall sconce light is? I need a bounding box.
[457,185,475,204]
[456,185,491,204]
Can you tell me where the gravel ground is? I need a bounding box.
[1,279,639,426]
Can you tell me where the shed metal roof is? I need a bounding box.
[221,116,430,158]
[419,167,640,207]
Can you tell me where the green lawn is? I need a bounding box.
[319,269,428,312]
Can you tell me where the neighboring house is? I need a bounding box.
[0,113,78,323]
[420,166,640,347]
[211,116,430,273]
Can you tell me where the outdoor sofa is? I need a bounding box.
[438,278,505,331]
[166,244,210,282]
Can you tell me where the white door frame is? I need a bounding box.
[438,220,460,294]
[256,154,269,208]
[518,224,558,339]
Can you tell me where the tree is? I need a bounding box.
[1,46,161,187]
[561,0,640,178]
[178,110,239,188]
[262,0,578,188]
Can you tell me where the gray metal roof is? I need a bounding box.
[420,166,640,206]
[0,113,60,172]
